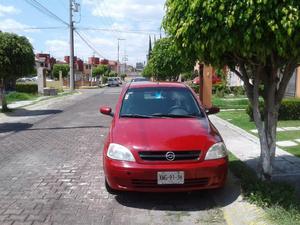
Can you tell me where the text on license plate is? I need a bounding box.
[157,171,184,185]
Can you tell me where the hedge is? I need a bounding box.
[16,83,38,94]
[246,98,300,121]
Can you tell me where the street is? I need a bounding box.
[0,87,230,225]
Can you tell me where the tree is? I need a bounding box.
[146,37,195,81]
[164,0,300,180]
[108,71,118,77]
[92,65,110,77]
[0,32,35,111]
[53,64,69,79]
[142,62,154,79]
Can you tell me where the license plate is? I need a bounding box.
[157,171,184,185]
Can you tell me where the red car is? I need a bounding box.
[100,82,228,193]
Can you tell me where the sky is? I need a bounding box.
[0,0,166,66]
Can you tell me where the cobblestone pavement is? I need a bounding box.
[0,87,228,225]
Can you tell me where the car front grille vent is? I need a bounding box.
[138,151,201,161]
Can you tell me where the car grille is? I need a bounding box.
[131,178,209,188]
[138,151,201,161]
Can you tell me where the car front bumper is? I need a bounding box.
[104,158,228,192]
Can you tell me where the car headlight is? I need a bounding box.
[205,142,227,160]
[107,143,135,162]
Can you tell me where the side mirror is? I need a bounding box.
[100,106,114,117]
[205,106,220,115]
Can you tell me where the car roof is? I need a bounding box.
[128,81,187,89]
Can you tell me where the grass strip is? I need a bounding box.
[228,152,300,225]
[6,92,38,104]
[212,96,249,109]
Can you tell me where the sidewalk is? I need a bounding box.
[210,115,300,192]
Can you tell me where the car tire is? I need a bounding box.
[105,179,118,195]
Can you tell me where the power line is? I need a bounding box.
[74,30,106,59]
[77,27,160,35]
[24,0,69,26]
[13,26,67,31]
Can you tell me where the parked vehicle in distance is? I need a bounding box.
[17,77,37,82]
[193,75,222,85]
[100,82,227,193]
[107,77,119,87]
[131,77,149,82]
[116,77,122,85]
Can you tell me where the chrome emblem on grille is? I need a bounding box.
[166,151,175,161]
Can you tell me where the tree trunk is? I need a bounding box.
[232,61,297,181]
[0,79,8,112]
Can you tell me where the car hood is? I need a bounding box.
[111,118,220,151]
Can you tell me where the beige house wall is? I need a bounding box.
[296,67,300,98]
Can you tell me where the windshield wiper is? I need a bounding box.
[151,113,200,118]
[120,114,155,118]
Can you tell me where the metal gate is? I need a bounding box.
[285,70,297,97]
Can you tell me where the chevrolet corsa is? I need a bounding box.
[100,82,228,193]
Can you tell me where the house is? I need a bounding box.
[286,67,300,98]
[135,62,144,73]
[36,53,56,72]
[64,56,84,81]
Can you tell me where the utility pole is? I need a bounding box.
[69,0,75,90]
[117,38,125,75]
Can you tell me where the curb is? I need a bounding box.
[213,172,272,225]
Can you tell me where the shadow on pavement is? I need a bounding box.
[0,123,33,133]
[115,178,240,211]
[5,109,63,117]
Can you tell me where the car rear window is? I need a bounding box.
[120,87,203,118]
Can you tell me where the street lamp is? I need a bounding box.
[117,38,125,75]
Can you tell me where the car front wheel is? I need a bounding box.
[105,179,118,195]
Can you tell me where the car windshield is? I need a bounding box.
[132,77,148,82]
[120,87,203,118]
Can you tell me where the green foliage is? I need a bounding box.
[6,92,37,104]
[246,98,300,121]
[120,73,127,80]
[16,83,38,94]
[213,97,249,110]
[92,65,110,77]
[108,71,118,77]
[230,86,246,96]
[142,62,154,78]
[0,32,35,80]
[213,83,230,97]
[228,153,300,224]
[147,37,195,81]
[52,64,69,79]
[190,83,199,94]
[163,0,300,68]
[0,32,35,110]
[181,71,195,81]
[102,76,108,84]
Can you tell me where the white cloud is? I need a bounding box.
[0,4,20,16]
[83,0,164,24]
[81,0,165,64]
[45,39,69,58]
[0,18,39,33]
